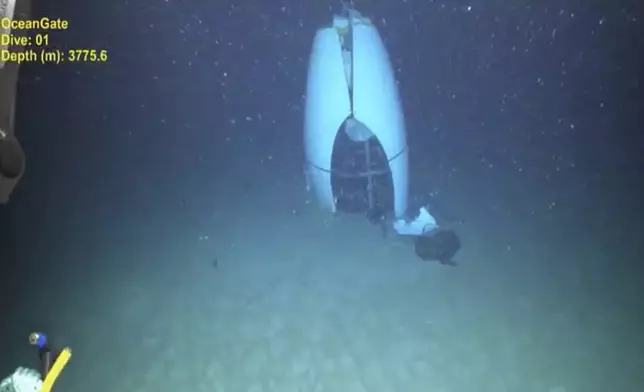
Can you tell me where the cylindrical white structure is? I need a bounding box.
[304,12,408,218]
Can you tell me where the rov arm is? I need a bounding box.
[0,0,30,204]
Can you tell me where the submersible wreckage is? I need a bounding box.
[303,8,409,222]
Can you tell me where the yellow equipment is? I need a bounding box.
[0,333,72,392]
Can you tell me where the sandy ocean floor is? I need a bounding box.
[2,175,642,392]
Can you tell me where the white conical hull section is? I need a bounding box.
[304,13,408,217]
